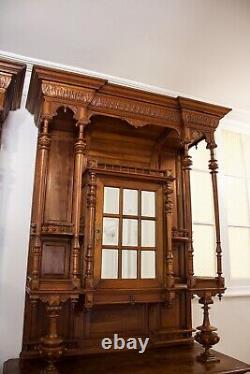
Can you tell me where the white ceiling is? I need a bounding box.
[1,0,250,116]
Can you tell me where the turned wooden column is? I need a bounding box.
[182,141,195,288]
[163,175,175,304]
[84,171,97,308]
[206,134,224,292]
[71,119,88,289]
[30,117,51,289]
[195,292,220,363]
[39,296,65,373]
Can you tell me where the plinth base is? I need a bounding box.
[3,344,250,374]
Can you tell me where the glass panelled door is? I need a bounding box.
[94,176,163,287]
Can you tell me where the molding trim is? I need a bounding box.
[1,49,249,126]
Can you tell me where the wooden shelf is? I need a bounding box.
[4,344,250,374]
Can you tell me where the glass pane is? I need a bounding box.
[225,176,249,226]
[141,251,156,278]
[193,224,216,277]
[103,218,119,245]
[141,220,155,247]
[122,250,137,279]
[190,171,214,224]
[221,130,244,177]
[123,189,138,215]
[189,140,210,171]
[122,219,138,246]
[101,249,118,279]
[229,227,250,279]
[104,187,119,214]
[141,191,155,217]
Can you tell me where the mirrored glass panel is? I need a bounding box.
[122,219,138,246]
[122,250,137,279]
[101,249,118,279]
[141,191,155,217]
[103,217,119,245]
[141,251,155,278]
[141,220,155,247]
[193,224,216,277]
[104,187,119,214]
[123,189,138,215]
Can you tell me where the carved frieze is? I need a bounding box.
[91,94,180,124]
[42,81,95,103]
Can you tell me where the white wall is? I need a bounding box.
[0,68,250,371]
[0,72,37,370]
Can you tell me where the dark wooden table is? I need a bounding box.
[4,344,250,374]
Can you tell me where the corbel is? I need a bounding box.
[0,59,26,145]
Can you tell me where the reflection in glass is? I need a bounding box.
[141,220,155,247]
[104,187,119,214]
[103,217,119,245]
[122,219,138,246]
[122,250,137,278]
[123,189,138,215]
[141,251,155,278]
[141,191,155,217]
[101,249,118,279]
[193,224,216,277]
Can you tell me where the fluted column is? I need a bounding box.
[30,118,51,289]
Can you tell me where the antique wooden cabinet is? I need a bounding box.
[0,59,26,144]
[18,65,237,370]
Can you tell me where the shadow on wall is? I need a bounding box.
[0,100,38,370]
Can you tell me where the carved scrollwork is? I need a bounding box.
[0,73,12,90]
[42,82,95,103]
[91,94,180,123]
[163,178,175,214]
[182,111,219,130]
[38,133,51,150]
[87,172,97,208]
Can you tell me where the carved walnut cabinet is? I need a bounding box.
[15,65,240,370]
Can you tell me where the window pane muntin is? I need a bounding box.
[101,183,158,280]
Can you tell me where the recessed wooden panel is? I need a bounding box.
[41,240,70,278]
[44,129,74,223]
[87,304,147,337]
